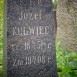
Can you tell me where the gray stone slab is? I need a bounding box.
[6,0,58,77]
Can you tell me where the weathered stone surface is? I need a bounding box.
[57,0,77,51]
[6,0,58,77]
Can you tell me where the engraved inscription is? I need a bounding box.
[11,40,52,51]
[13,26,49,36]
[25,41,52,50]
[13,56,52,66]
[19,10,42,20]
[30,0,51,7]
[30,0,42,7]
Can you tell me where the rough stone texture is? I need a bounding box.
[7,0,58,77]
[57,0,77,51]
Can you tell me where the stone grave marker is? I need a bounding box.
[4,0,58,77]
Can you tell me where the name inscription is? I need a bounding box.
[13,26,49,36]
[19,10,42,20]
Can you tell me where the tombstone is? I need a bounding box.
[4,0,58,77]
